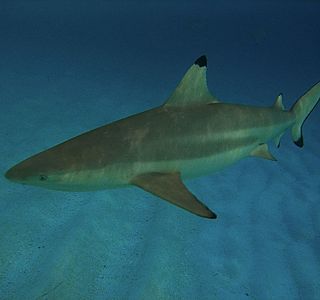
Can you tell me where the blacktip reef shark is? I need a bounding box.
[5,56,320,219]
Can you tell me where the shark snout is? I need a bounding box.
[5,151,61,187]
[5,167,16,181]
[4,156,42,183]
[5,164,28,182]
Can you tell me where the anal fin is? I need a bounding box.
[131,172,216,219]
[251,144,277,161]
[274,132,284,148]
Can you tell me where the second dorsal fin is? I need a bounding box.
[164,55,219,107]
[273,93,284,110]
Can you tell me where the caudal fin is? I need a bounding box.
[290,82,320,147]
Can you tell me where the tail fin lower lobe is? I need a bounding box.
[290,82,320,147]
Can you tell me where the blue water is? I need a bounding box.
[1,1,320,299]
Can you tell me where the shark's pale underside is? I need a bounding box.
[5,56,320,219]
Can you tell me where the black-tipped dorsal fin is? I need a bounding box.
[164,55,219,107]
[274,93,284,110]
[131,172,217,219]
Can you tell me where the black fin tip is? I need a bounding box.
[294,136,304,148]
[194,55,207,67]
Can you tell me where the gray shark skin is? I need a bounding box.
[5,56,320,219]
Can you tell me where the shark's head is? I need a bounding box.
[5,148,76,190]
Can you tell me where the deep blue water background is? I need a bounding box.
[1,1,320,299]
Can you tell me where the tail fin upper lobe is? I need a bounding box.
[290,82,320,147]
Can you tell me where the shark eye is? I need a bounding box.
[39,175,48,181]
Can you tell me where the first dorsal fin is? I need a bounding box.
[164,55,219,107]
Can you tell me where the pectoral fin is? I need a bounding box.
[131,172,217,219]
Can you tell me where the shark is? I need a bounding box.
[5,55,320,219]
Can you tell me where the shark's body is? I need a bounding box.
[5,56,320,219]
